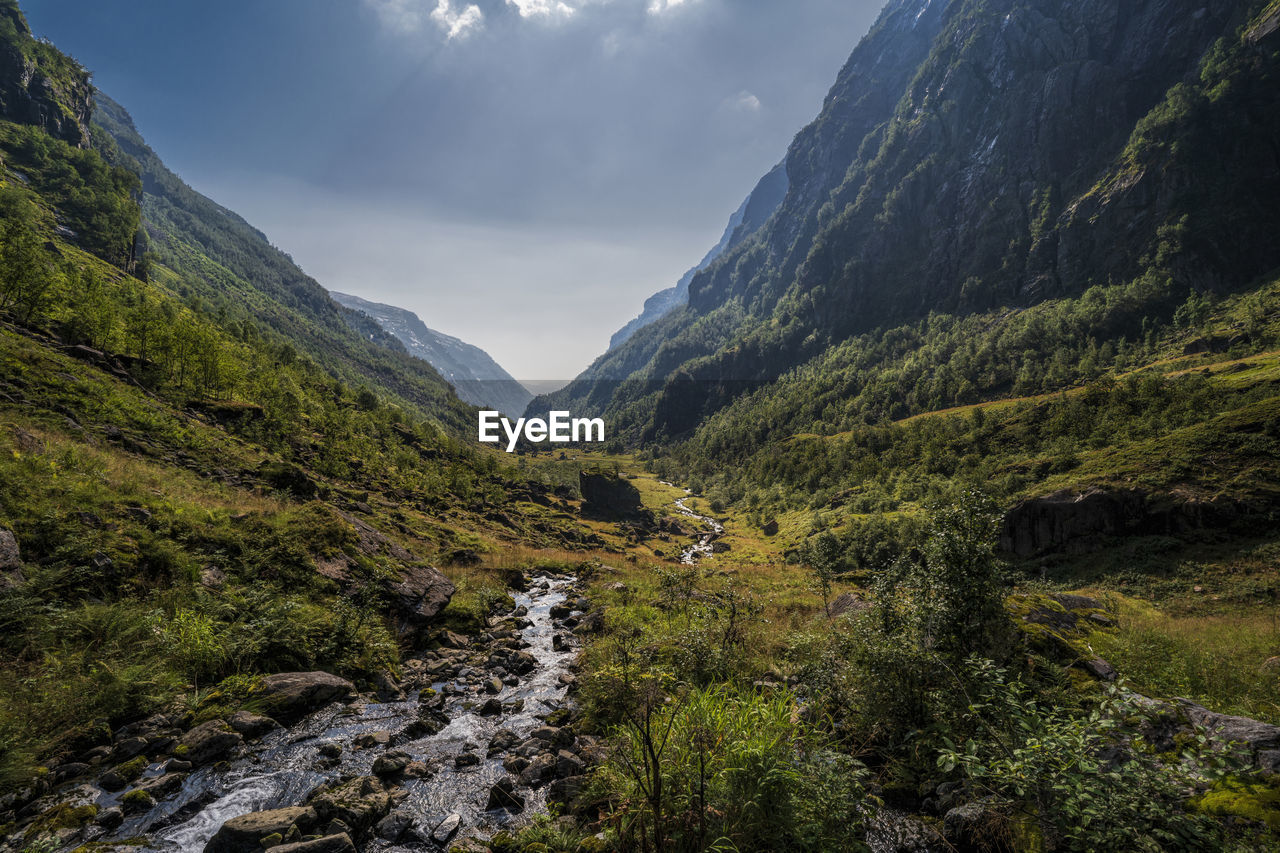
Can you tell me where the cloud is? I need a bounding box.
[506,0,577,18]
[364,0,483,38]
[647,0,690,14]
[431,0,484,38]
[728,90,762,112]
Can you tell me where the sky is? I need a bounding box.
[24,0,883,383]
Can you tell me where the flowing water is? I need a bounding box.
[81,576,579,852]
[671,495,724,564]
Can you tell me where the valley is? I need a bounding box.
[2,0,1280,851]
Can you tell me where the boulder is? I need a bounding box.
[203,806,317,853]
[519,753,557,787]
[226,711,277,739]
[372,750,411,777]
[307,775,399,836]
[828,592,868,618]
[251,672,355,725]
[579,471,644,517]
[387,563,456,641]
[486,777,524,812]
[179,720,243,766]
[433,813,461,843]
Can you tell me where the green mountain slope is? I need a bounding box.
[540,0,1280,442]
[0,0,589,793]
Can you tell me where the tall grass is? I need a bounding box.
[1090,600,1280,723]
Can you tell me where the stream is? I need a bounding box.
[666,487,724,564]
[72,575,582,852]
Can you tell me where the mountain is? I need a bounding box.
[90,92,479,436]
[0,0,593,800]
[607,162,788,352]
[330,291,532,417]
[534,0,1280,501]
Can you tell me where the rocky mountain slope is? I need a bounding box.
[536,0,1280,444]
[330,291,531,418]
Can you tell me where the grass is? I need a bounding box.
[1090,593,1280,724]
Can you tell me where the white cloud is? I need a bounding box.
[507,0,577,18]
[431,0,484,38]
[647,0,690,14]
[728,90,762,112]
[364,0,483,39]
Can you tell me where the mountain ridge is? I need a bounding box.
[330,290,532,418]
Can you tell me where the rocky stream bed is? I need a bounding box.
[0,573,603,853]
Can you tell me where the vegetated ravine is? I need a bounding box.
[72,575,587,852]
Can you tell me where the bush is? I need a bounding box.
[601,685,870,853]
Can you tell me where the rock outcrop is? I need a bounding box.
[1000,488,1244,557]
[249,671,356,726]
[0,4,92,147]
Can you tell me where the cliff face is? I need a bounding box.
[0,1,91,147]
[546,0,1280,440]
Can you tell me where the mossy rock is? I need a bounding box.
[113,755,148,782]
[1196,777,1280,829]
[121,788,156,812]
[31,802,98,834]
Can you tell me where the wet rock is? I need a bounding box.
[375,671,406,702]
[136,771,187,800]
[269,833,356,853]
[488,728,519,755]
[484,676,504,694]
[519,753,557,787]
[556,750,585,778]
[487,776,525,812]
[375,810,413,842]
[477,697,503,716]
[307,776,400,838]
[251,672,356,725]
[372,750,411,777]
[226,710,277,739]
[503,754,530,774]
[318,742,343,758]
[552,634,569,651]
[454,752,480,769]
[179,720,244,766]
[111,736,149,762]
[354,730,391,749]
[432,812,461,843]
[549,603,572,619]
[164,758,193,773]
[205,806,318,853]
[96,806,124,829]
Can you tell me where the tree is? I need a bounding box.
[799,531,842,617]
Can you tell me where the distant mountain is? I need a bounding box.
[331,292,532,418]
[607,162,787,352]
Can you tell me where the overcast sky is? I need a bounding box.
[25,0,883,382]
